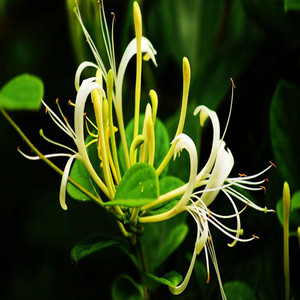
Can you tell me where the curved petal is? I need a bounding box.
[74,79,109,197]
[169,248,197,295]
[115,37,157,109]
[59,154,78,210]
[194,106,220,182]
[172,133,198,208]
[201,141,234,206]
[74,61,99,92]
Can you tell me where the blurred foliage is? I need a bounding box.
[1,0,300,299]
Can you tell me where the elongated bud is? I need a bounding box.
[107,69,114,103]
[175,57,191,136]
[133,2,142,40]
[103,98,109,127]
[283,181,290,300]
[149,89,158,125]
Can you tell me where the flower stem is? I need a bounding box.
[133,234,149,299]
[0,106,104,206]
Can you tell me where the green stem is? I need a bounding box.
[0,107,104,206]
[133,234,148,299]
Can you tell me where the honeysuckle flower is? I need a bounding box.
[13,1,276,299]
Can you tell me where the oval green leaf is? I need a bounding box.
[70,233,127,262]
[105,163,159,208]
[0,74,44,110]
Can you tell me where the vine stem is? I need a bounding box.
[133,234,149,299]
[0,106,104,206]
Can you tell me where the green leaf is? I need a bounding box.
[140,175,188,272]
[141,218,188,273]
[104,163,159,208]
[291,190,300,211]
[285,0,300,11]
[119,116,170,177]
[70,233,127,262]
[67,134,100,201]
[141,271,182,290]
[270,80,300,191]
[0,74,44,110]
[223,280,255,300]
[111,275,144,300]
[148,176,185,215]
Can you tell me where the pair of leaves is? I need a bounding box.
[0,74,44,110]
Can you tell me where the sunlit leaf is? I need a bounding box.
[0,74,44,110]
[104,163,159,208]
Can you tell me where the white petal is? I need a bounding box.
[74,78,106,147]
[169,248,197,295]
[115,37,157,109]
[194,106,221,181]
[74,61,99,92]
[201,141,234,206]
[171,133,198,208]
[59,154,78,210]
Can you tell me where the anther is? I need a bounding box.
[111,12,116,21]
[238,173,247,177]
[252,234,259,239]
[55,98,59,104]
[207,236,212,247]
[230,77,236,89]
[206,272,210,284]
[260,185,267,194]
[269,161,277,168]
[264,178,269,182]
[45,107,48,114]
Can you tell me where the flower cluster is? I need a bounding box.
[19,1,275,298]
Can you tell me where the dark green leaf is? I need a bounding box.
[140,175,188,272]
[141,219,188,273]
[141,271,182,290]
[70,233,127,262]
[291,190,300,211]
[67,134,101,201]
[285,0,300,11]
[223,280,255,300]
[0,74,44,110]
[105,163,159,208]
[119,116,170,177]
[270,80,300,191]
[111,275,144,300]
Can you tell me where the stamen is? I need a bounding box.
[252,234,259,239]
[230,77,236,89]
[238,173,247,177]
[269,161,277,168]
[111,12,116,21]
[68,100,75,107]
[260,185,267,194]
